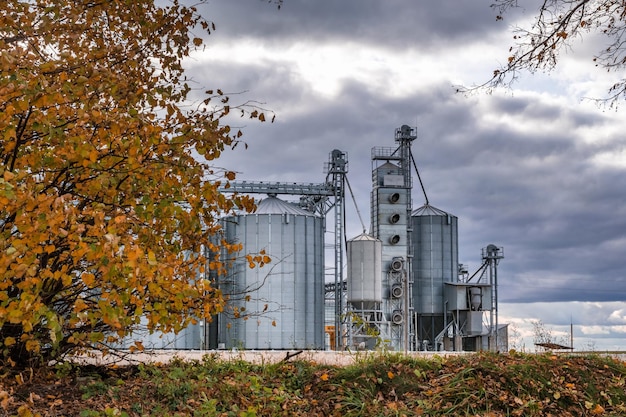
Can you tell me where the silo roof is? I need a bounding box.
[412,204,455,217]
[348,232,380,242]
[375,161,400,172]
[255,196,316,216]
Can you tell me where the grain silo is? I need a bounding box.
[217,195,325,349]
[411,204,459,348]
[116,318,205,350]
[347,232,383,311]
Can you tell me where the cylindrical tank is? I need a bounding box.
[116,319,205,350]
[411,204,458,315]
[347,233,382,310]
[218,196,325,349]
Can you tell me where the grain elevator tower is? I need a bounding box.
[366,125,416,351]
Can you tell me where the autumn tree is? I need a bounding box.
[469,0,626,107]
[0,0,266,366]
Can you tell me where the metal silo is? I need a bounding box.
[412,204,458,347]
[115,319,205,350]
[218,196,325,349]
[347,233,382,311]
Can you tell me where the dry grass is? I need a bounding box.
[2,351,626,416]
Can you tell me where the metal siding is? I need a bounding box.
[347,234,383,306]
[412,210,459,315]
[117,319,204,350]
[220,204,324,349]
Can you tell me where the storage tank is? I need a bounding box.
[115,319,205,350]
[218,196,325,349]
[347,233,382,311]
[411,204,458,315]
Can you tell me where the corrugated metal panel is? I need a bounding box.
[347,233,383,308]
[412,207,459,315]
[219,198,325,350]
[116,320,205,350]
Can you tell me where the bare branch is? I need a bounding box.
[460,0,626,107]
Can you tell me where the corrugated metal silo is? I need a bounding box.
[347,233,382,310]
[218,196,325,349]
[116,319,204,350]
[411,204,458,315]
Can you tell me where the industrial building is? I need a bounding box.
[130,125,506,352]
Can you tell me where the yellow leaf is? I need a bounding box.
[387,371,394,379]
[147,251,157,266]
[320,373,329,381]
[74,299,88,312]
[17,404,33,417]
[25,340,40,353]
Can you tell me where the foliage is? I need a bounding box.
[2,352,626,416]
[466,0,626,107]
[0,0,268,366]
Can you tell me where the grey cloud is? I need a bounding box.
[186,0,626,311]
[201,0,501,50]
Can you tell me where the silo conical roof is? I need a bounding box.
[348,232,380,242]
[412,204,454,217]
[254,196,316,216]
[375,161,400,172]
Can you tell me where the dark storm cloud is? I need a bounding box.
[438,98,626,304]
[201,0,501,50]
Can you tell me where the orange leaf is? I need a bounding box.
[82,273,95,287]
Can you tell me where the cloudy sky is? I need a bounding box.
[185,0,626,350]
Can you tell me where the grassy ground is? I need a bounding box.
[1,351,625,416]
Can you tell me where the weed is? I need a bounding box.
[54,361,75,378]
[81,380,110,400]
